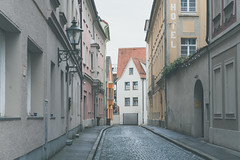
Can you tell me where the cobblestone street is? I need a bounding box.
[94,126,205,160]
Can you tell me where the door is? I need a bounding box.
[123,113,138,125]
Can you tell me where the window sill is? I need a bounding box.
[50,116,56,120]
[0,117,21,121]
[27,116,44,120]
[179,13,198,17]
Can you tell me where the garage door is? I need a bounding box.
[123,113,138,125]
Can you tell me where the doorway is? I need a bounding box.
[194,80,204,137]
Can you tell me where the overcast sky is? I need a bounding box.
[94,0,153,64]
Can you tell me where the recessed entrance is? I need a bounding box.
[194,80,204,137]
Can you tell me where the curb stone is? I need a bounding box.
[87,126,112,160]
[141,126,218,160]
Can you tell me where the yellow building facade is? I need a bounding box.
[145,0,206,126]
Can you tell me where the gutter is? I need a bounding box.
[145,0,157,42]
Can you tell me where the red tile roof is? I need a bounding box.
[133,58,146,79]
[117,48,146,79]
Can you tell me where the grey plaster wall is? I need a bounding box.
[0,0,83,159]
[166,51,209,138]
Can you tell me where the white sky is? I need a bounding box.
[94,0,153,64]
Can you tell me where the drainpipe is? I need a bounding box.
[150,29,154,125]
[164,0,168,128]
[66,63,70,138]
[206,0,211,129]
[142,79,144,124]
[44,99,48,159]
[80,0,83,130]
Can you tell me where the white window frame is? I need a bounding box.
[129,68,133,75]
[125,97,130,106]
[125,82,130,90]
[0,30,5,116]
[224,58,236,119]
[133,97,138,106]
[27,52,32,115]
[181,0,196,12]
[181,38,197,57]
[133,81,138,90]
[213,64,223,119]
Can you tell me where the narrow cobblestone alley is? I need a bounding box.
[94,126,205,160]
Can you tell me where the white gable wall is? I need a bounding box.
[117,58,146,125]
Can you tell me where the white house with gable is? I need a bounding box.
[117,57,147,125]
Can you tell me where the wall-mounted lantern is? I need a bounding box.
[58,18,83,66]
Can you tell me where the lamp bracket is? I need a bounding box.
[58,48,76,66]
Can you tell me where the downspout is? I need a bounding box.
[80,0,83,130]
[164,0,168,128]
[142,79,144,124]
[206,0,211,129]
[150,30,154,125]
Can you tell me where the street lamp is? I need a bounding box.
[66,18,83,50]
[58,18,83,66]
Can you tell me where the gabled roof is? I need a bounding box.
[117,47,146,79]
[132,58,146,79]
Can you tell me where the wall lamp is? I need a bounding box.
[58,18,83,66]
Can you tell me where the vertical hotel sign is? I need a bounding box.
[169,0,177,63]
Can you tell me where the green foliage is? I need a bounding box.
[162,57,186,77]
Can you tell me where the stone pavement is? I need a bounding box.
[50,126,109,160]
[142,125,240,160]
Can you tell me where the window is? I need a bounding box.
[224,60,236,118]
[129,68,133,75]
[83,42,86,64]
[213,66,222,118]
[86,46,88,66]
[50,61,56,117]
[125,82,130,90]
[0,30,5,116]
[181,38,196,57]
[133,81,138,90]
[133,97,138,106]
[109,88,112,99]
[223,0,234,24]
[27,42,43,117]
[61,71,64,117]
[125,98,130,106]
[91,52,93,70]
[181,0,196,12]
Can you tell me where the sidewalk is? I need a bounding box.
[142,125,240,160]
[50,126,109,160]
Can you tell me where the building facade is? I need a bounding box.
[116,48,147,125]
[0,0,108,159]
[145,0,206,127]
[81,0,108,127]
[208,0,240,151]
[106,56,114,124]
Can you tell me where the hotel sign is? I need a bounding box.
[169,0,177,62]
